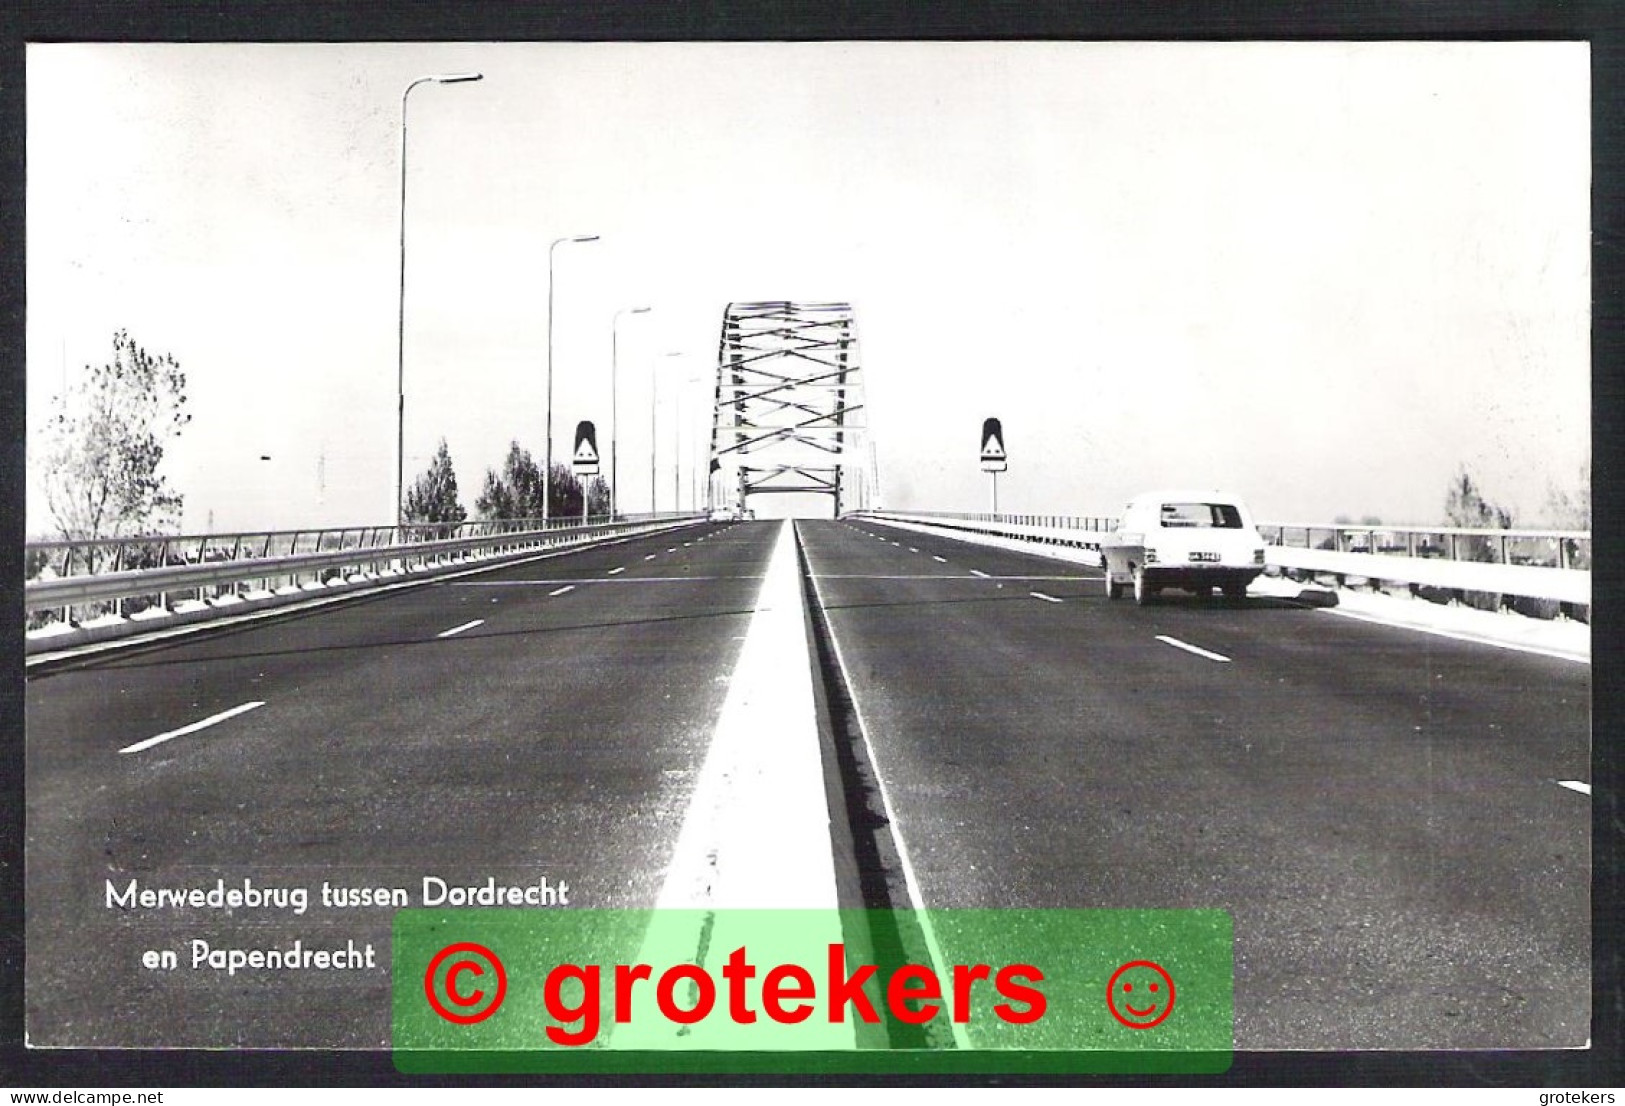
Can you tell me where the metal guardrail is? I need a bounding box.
[859,512,1589,565]
[24,514,657,578]
[25,513,703,622]
[850,510,1591,608]
[854,510,1118,548]
[888,510,1119,534]
[1258,523,1590,572]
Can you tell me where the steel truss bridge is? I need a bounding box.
[707,300,876,516]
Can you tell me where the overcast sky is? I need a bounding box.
[25,41,1589,533]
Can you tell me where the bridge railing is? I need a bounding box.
[1258,523,1590,571]
[853,510,1119,547]
[25,512,704,643]
[849,510,1591,609]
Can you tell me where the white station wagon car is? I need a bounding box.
[1102,490,1267,604]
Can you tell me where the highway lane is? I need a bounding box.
[25,520,772,1047]
[800,518,1590,1051]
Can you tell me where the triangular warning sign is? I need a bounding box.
[574,439,599,465]
[980,435,1005,460]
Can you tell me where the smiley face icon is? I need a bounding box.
[1106,960,1176,1029]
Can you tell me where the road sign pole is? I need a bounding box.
[572,419,601,522]
[979,416,1007,516]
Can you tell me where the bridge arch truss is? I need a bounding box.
[707,300,877,516]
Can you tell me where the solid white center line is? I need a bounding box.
[623,520,848,1050]
[607,567,625,575]
[549,585,576,596]
[1156,635,1232,663]
[932,555,947,563]
[1557,780,1591,796]
[970,569,990,578]
[120,701,266,755]
[1030,591,1062,603]
[436,619,484,638]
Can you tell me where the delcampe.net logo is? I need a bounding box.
[392,909,1233,1075]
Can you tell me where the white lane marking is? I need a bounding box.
[120,701,266,755]
[461,576,762,586]
[436,619,484,638]
[801,525,972,1052]
[908,546,919,553]
[1557,780,1591,796]
[1029,591,1062,603]
[683,542,693,547]
[1156,635,1232,663]
[932,555,947,563]
[607,567,626,575]
[644,554,657,560]
[668,547,677,553]
[548,585,576,596]
[625,520,848,1049]
[970,569,991,578]
[810,574,991,580]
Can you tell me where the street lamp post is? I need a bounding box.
[611,306,651,520]
[655,352,682,514]
[395,71,482,531]
[544,233,600,524]
[676,373,701,512]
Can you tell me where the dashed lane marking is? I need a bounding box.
[1156,635,1232,663]
[436,619,485,638]
[120,701,266,755]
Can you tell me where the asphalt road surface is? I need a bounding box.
[26,521,767,1047]
[25,516,1590,1052]
[799,518,1589,1050]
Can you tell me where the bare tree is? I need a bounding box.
[39,331,190,567]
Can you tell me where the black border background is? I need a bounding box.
[1,1,1619,1089]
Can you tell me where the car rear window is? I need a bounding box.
[1159,502,1243,528]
